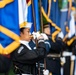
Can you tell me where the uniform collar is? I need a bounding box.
[19,40,32,50]
[19,40,29,45]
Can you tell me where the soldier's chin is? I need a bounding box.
[30,35,33,38]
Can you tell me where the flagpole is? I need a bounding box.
[31,0,38,51]
[31,0,39,75]
[39,0,47,74]
[39,0,47,72]
[31,0,36,32]
[63,0,72,42]
[39,0,43,33]
[39,0,44,74]
[68,1,76,75]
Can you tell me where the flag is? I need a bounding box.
[66,3,76,46]
[26,0,40,32]
[33,0,40,32]
[0,0,14,8]
[0,0,20,54]
[68,10,75,38]
[18,0,28,27]
[49,0,60,33]
[41,0,61,39]
[41,0,48,14]
[59,0,68,38]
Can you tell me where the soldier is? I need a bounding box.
[11,22,49,75]
[61,38,74,75]
[41,23,64,75]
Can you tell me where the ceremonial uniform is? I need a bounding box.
[12,39,46,75]
[46,36,62,75]
[29,40,36,50]
[62,47,71,75]
[62,39,74,75]
[40,23,64,75]
[11,22,48,75]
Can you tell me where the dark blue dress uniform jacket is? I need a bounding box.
[12,40,46,75]
[46,36,63,75]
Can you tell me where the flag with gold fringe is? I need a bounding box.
[26,0,40,32]
[59,0,68,39]
[41,0,61,41]
[0,0,20,54]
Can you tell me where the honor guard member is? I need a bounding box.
[32,29,51,75]
[62,37,76,75]
[43,23,64,75]
[12,22,47,75]
[62,38,72,75]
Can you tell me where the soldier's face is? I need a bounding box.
[20,28,31,41]
[44,27,51,35]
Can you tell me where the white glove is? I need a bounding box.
[36,32,41,39]
[32,32,37,39]
[71,55,75,61]
[43,69,49,75]
[32,32,41,39]
[41,33,48,40]
[60,57,66,64]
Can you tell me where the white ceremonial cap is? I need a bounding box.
[20,22,32,29]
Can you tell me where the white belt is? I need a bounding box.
[47,54,60,57]
[16,74,32,75]
[62,51,72,57]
